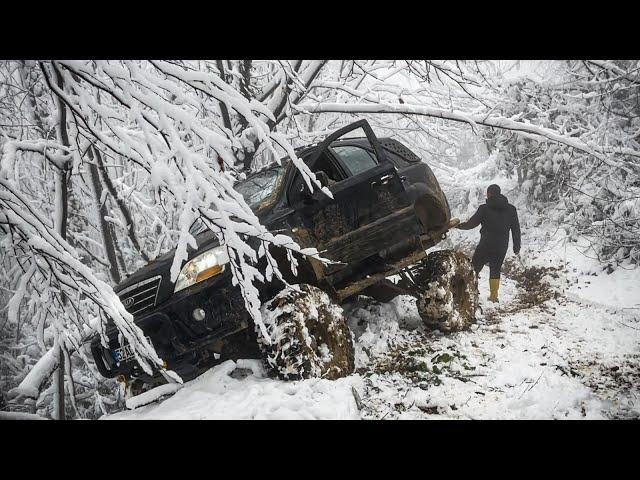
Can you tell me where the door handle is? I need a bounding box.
[371,174,394,187]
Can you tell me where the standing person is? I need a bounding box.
[456,184,521,302]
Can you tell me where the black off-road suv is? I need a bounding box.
[91,120,479,389]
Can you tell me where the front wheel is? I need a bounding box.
[413,250,479,332]
[256,284,355,380]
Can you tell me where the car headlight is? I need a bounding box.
[174,246,230,293]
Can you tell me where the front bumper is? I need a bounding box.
[90,273,251,382]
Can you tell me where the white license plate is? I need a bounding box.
[112,336,153,364]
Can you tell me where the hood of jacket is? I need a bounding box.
[486,193,509,210]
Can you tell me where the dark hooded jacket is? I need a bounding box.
[458,193,521,253]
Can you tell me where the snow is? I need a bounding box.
[0,411,49,420]
[125,383,183,410]
[352,266,638,420]
[104,218,639,420]
[531,236,640,311]
[108,359,361,420]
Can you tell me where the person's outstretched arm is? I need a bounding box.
[457,205,484,230]
[511,205,521,254]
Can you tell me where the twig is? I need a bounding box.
[615,321,640,331]
[351,386,363,410]
[519,372,544,399]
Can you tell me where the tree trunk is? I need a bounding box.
[53,64,70,421]
[215,60,233,133]
[87,146,121,285]
[17,61,47,137]
[94,147,150,263]
[53,341,65,420]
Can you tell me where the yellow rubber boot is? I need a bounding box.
[488,278,500,303]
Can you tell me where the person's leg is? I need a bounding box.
[471,244,488,276]
[488,251,506,279]
[488,249,507,301]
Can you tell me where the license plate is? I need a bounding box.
[112,336,153,365]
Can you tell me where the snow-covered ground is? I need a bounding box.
[106,154,640,420]
[107,235,640,420]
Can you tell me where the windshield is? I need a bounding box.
[234,166,286,209]
[187,166,286,236]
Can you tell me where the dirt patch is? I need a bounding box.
[499,258,562,314]
[449,241,562,317]
[566,356,640,419]
[360,330,478,386]
[352,325,483,419]
[478,258,562,324]
[371,343,442,386]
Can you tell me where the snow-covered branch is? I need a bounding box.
[2,60,333,382]
[293,101,640,168]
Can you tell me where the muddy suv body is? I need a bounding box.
[90,120,458,385]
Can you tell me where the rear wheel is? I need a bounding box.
[413,250,479,332]
[256,284,355,380]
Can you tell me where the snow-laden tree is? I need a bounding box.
[2,59,639,418]
[0,60,330,417]
[478,61,640,265]
[290,60,640,265]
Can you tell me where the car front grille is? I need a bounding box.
[117,275,162,317]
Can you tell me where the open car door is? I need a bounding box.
[291,120,422,272]
[306,119,390,173]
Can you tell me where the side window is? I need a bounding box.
[313,152,343,184]
[288,152,344,205]
[331,145,377,176]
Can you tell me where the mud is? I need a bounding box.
[502,257,562,313]
[566,356,640,419]
[311,204,352,244]
[369,335,476,386]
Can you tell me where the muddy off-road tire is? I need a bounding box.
[413,250,479,332]
[257,284,355,380]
